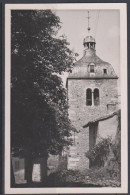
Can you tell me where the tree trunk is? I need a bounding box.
[40,155,48,184]
[24,155,33,185]
[11,159,15,187]
[59,150,62,161]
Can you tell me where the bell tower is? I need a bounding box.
[67,11,118,170]
[83,36,96,50]
[84,11,96,49]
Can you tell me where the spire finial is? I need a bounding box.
[87,11,91,33]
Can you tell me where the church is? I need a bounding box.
[11,12,120,183]
[66,17,119,170]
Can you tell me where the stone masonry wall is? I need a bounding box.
[67,78,118,170]
[97,115,118,142]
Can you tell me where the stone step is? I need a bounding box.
[68,157,80,162]
[69,146,77,150]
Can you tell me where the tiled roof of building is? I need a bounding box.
[68,48,118,79]
[83,110,120,128]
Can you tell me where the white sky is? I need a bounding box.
[54,10,120,90]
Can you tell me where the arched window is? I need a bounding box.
[86,88,92,106]
[94,88,100,106]
[103,69,107,74]
[90,42,94,48]
[89,63,95,73]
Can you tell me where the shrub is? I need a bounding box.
[85,137,112,167]
[106,111,121,180]
[85,110,121,181]
[48,169,82,184]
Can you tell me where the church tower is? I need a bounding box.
[67,12,118,170]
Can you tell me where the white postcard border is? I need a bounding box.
[5,3,128,194]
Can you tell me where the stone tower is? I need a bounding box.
[66,34,118,170]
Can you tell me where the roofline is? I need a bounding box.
[83,41,96,44]
[67,77,118,80]
[83,110,119,128]
[66,77,118,88]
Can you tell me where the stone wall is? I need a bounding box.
[97,115,118,142]
[67,128,89,170]
[68,79,118,125]
[67,78,118,170]
[12,157,26,184]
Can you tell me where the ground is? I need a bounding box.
[14,166,121,187]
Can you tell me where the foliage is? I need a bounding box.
[48,169,83,184]
[111,110,121,165]
[81,167,121,187]
[85,137,112,167]
[85,110,121,182]
[106,110,121,180]
[11,10,76,158]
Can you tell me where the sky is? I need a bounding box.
[54,10,120,90]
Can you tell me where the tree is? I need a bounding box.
[11,10,75,184]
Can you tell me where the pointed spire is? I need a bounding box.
[83,11,96,51]
[87,11,91,33]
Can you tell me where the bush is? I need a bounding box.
[48,169,82,185]
[85,110,121,181]
[85,137,112,167]
[106,112,121,180]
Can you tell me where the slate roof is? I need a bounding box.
[83,110,119,128]
[68,48,118,79]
